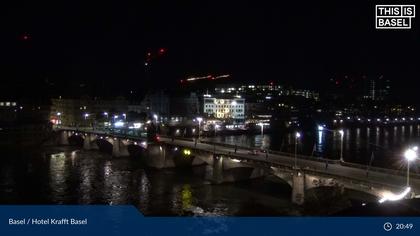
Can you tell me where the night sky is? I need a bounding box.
[1,1,419,100]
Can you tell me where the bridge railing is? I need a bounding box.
[55,126,148,140]
[218,151,406,192]
[196,138,420,179]
[198,139,340,164]
[301,167,405,192]
[57,127,420,180]
[160,135,194,142]
[220,152,411,192]
[340,161,420,179]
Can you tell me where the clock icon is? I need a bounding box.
[384,222,393,231]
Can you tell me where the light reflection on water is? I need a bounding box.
[2,125,418,215]
[0,148,300,216]
[207,125,420,169]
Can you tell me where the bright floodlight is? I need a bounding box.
[153,114,158,120]
[404,148,417,161]
[114,121,124,128]
[296,132,301,138]
[84,113,89,117]
[196,117,203,122]
[56,112,61,116]
[379,187,411,203]
[339,130,344,136]
[317,125,324,131]
[413,146,418,152]
[103,112,108,116]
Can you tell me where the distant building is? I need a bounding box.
[203,95,245,123]
[169,92,200,118]
[328,75,390,102]
[363,76,391,101]
[50,97,130,126]
[0,100,18,124]
[140,90,170,118]
[214,83,319,101]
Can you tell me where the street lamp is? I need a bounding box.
[122,113,127,120]
[214,124,220,136]
[56,112,62,126]
[196,117,203,140]
[258,122,264,136]
[84,113,89,120]
[103,111,109,122]
[404,147,418,186]
[153,114,159,133]
[339,129,344,162]
[317,125,324,131]
[294,132,301,168]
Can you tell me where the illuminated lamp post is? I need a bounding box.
[196,117,203,140]
[294,132,301,168]
[404,147,418,187]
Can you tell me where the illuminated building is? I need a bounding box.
[203,95,245,123]
[0,100,18,124]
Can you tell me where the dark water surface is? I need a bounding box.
[0,147,301,216]
[0,146,370,216]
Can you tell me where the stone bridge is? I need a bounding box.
[52,128,420,205]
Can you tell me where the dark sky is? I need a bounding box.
[1,1,419,99]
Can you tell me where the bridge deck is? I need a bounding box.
[55,128,420,195]
[160,137,420,195]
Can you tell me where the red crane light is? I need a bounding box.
[159,48,166,54]
[19,33,31,41]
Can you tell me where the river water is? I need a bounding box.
[3,125,418,215]
[0,145,371,216]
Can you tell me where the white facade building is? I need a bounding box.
[203,96,245,122]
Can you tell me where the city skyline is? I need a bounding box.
[1,1,420,220]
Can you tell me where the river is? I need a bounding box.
[0,145,371,216]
